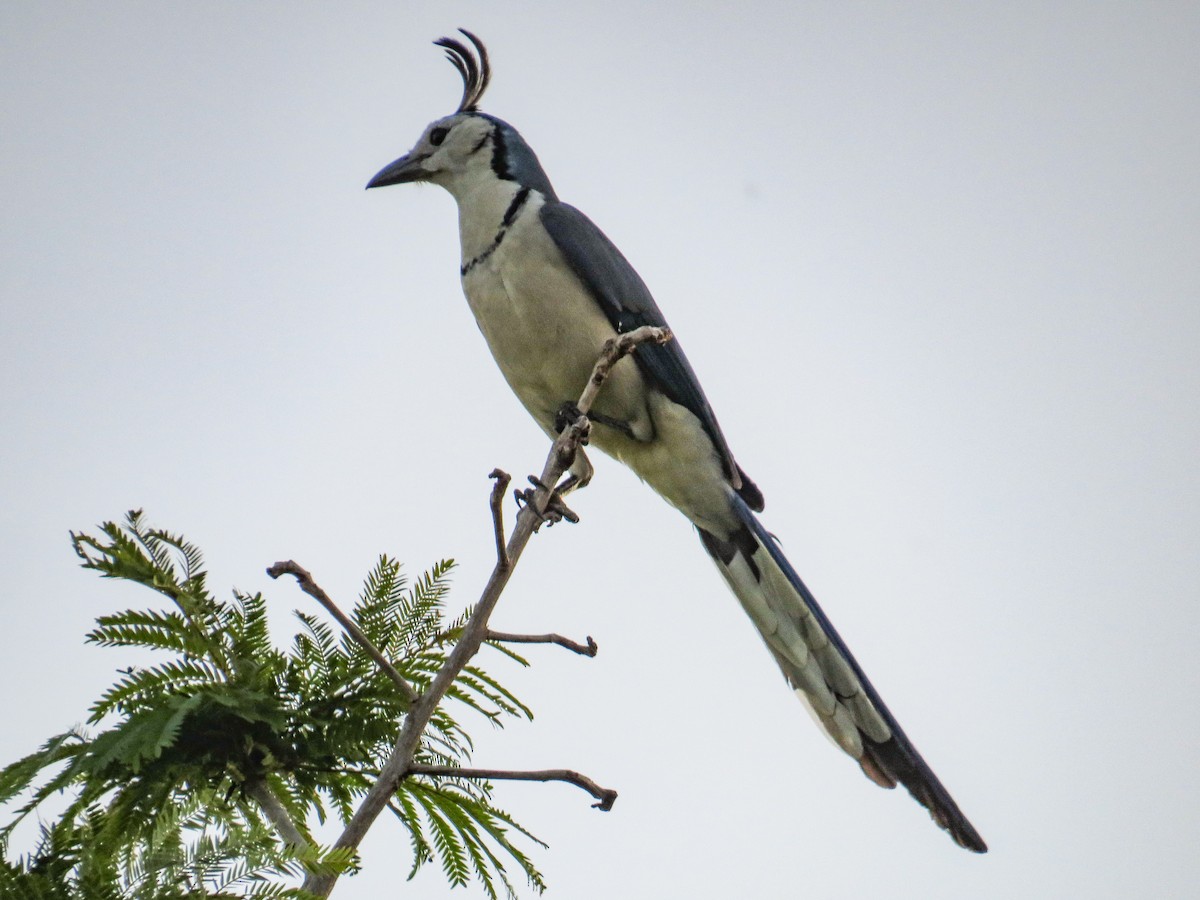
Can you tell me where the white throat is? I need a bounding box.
[441,167,526,264]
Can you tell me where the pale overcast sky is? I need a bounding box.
[2,3,1198,898]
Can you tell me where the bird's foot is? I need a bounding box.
[554,402,588,439]
[554,401,634,440]
[514,476,581,527]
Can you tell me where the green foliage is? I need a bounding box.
[395,781,546,899]
[0,812,329,899]
[0,511,545,898]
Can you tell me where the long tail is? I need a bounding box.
[698,494,987,853]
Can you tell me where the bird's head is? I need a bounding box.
[366,30,556,200]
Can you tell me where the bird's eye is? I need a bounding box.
[429,126,449,146]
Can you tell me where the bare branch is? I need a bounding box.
[246,778,311,852]
[488,468,512,568]
[267,559,418,705]
[411,764,617,811]
[576,325,672,417]
[486,630,598,657]
[300,328,666,896]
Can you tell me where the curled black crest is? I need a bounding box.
[434,28,491,113]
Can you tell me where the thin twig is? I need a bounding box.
[578,326,672,415]
[301,326,668,897]
[266,560,418,705]
[488,468,511,568]
[486,630,598,657]
[246,779,311,852]
[410,764,618,811]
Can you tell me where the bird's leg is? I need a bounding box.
[555,447,593,498]
[554,401,636,440]
[548,403,599,501]
[587,411,637,438]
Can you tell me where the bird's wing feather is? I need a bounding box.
[539,201,761,507]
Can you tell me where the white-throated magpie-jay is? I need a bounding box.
[367,30,985,853]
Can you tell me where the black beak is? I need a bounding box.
[365,152,429,189]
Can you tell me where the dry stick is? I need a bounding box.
[410,764,617,811]
[577,326,671,418]
[250,562,417,867]
[267,559,418,705]
[486,630,599,657]
[488,468,512,568]
[301,325,670,898]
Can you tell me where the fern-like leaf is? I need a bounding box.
[6,514,546,897]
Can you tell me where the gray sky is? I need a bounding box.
[2,2,1198,897]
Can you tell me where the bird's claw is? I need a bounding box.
[514,476,581,527]
[554,402,587,438]
[555,400,633,440]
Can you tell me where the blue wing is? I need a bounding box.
[541,202,984,852]
[540,200,763,510]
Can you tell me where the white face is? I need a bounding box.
[405,113,496,186]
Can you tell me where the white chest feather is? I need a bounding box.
[450,180,735,535]
[457,189,639,430]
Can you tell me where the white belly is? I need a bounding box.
[460,205,650,437]
[458,197,737,537]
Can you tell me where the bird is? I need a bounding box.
[366,29,986,853]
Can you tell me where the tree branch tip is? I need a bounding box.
[409,764,617,811]
[267,557,418,704]
[488,471,512,567]
[266,560,302,580]
[486,630,598,657]
[592,791,618,812]
[620,324,672,349]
